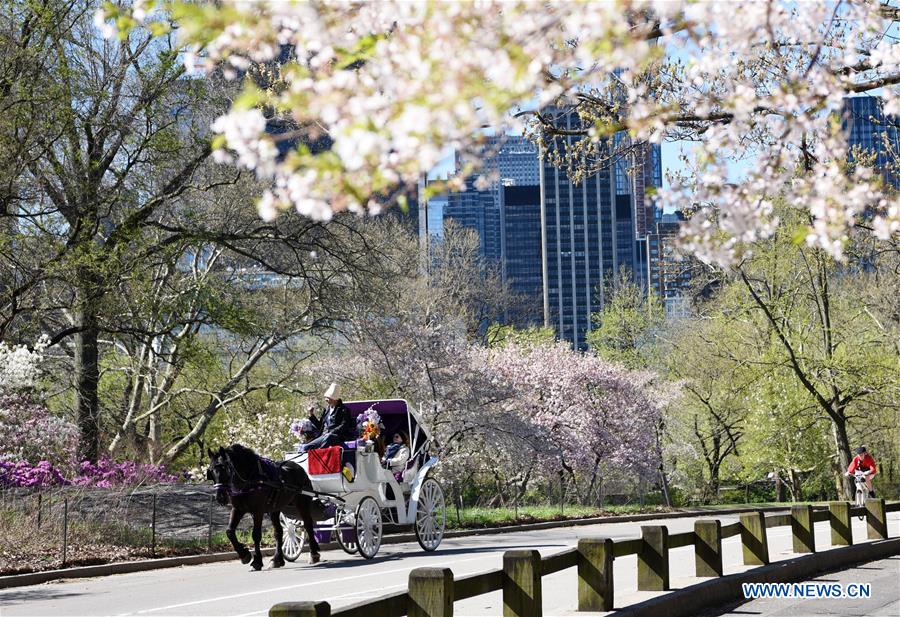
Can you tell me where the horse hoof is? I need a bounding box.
[272,558,285,569]
[308,553,321,565]
[240,553,252,564]
[251,561,263,571]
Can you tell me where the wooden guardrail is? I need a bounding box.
[269,499,898,617]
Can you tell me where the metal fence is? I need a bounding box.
[0,484,236,573]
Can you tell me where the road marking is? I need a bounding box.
[120,555,491,615]
[232,582,414,617]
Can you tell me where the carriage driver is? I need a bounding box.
[299,383,356,453]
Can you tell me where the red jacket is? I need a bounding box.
[847,453,877,475]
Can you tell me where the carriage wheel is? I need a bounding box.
[415,477,446,552]
[355,497,383,560]
[279,513,306,562]
[335,505,358,555]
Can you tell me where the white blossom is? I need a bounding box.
[102,0,900,265]
[0,337,48,392]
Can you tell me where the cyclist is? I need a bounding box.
[846,446,877,498]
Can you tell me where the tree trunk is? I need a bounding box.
[656,417,672,507]
[789,468,801,502]
[73,306,101,463]
[706,462,721,504]
[585,458,601,506]
[831,412,853,500]
[774,470,785,502]
[659,463,672,507]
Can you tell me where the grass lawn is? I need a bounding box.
[689,501,830,510]
[443,500,847,529]
[446,503,673,529]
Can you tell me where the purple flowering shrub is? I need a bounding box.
[0,457,180,488]
[70,458,180,488]
[0,394,180,488]
[0,460,67,487]
[0,393,79,468]
[0,347,182,489]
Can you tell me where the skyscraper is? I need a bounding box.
[499,184,543,326]
[444,180,501,260]
[646,212,693,317]
[444,135,540,262]
[615,140,663,239]
[843,96,899,188]
[539,109,662,348]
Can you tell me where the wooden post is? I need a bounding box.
[37,493,43,529]
[865,499,887,540]
[638,525,670,591]
[829,501,853,546]
[503,550,542,617]
[577,537,614,611]
[208,493,214,553]
[269,602,331,617]
[739,512,769,565]
[61,497,68,567]
[791,505,816,553]
[694,519,723,577]
[408,568,453,617]
[151,493,157,557]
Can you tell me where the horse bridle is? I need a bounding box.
[211,452,252,494]
[211,450,275,498]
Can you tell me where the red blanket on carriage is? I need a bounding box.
[308,445,342,475]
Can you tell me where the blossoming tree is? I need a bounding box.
[0,340,79,470]
[99,0,900,266]
[0,340,180,487]
[486,341,673,503]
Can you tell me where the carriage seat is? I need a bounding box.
[340,440,359,465]
[394,450,426,488]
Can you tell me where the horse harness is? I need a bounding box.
[212,452,322,504]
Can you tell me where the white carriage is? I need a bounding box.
[279,399,446,560]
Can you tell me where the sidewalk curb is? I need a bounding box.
[612,536,900,617]
[0,504,804,590]
[440,504,802,538]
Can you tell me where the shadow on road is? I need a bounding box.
[301,543,567,570]
[0,587,87,606]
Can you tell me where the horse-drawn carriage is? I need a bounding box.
[278,399,446,560]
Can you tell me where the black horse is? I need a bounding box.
[207,444,320,570]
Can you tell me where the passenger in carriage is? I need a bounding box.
[298,383,356,453]
[382,431,411,476]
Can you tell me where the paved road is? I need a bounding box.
[700,556,900,617]
[2,512,898,617]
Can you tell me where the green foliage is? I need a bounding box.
[587,270,664,369]
[486,324,556,348]
[663,207,899,502]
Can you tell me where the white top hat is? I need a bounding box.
[323,383,341,400]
